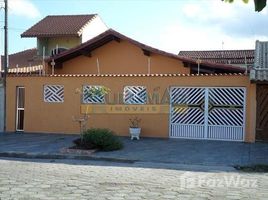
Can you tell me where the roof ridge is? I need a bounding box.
[46,14,97,17]
[21,14,98,38]
[179,49,254,52]
[8,48,37,56]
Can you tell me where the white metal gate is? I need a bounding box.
[170,87,246,141]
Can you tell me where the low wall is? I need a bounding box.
[6,74,256,142]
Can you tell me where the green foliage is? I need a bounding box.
[82,128,123,151]
[224,0,248,3]
[223,0,266,12]
[254,0,266,12]
[87,86,110,98]
[73,137,94,150]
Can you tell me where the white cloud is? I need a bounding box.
[9,0,40,19]
[152,21,268,54]
[182,1,236,22]
[147,1,268,54]
[182,4,202,18]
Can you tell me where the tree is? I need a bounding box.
[223,0,267,12]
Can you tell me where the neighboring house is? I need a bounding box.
[0,14,108,74]
[179,50,254,69]
[250,40,268,141]
[1,49,42,73]
[6,29,256,143]
[21,14,108,57]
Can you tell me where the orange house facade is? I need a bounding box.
[6,30,256,142]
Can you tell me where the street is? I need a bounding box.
[0,158,268,199]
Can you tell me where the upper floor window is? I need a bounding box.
[51,47,68,56]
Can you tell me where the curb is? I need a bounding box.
[0,152,239,171]
[0,152,137,164]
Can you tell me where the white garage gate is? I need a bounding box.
[169,87,246,141]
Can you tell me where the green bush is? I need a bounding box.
[82,128,123,151]
[72,138,95,150]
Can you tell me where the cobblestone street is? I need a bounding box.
[0,159,268,199]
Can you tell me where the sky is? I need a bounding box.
[0,0,268,55]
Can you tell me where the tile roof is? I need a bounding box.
[8,73,246,77]
[21,14,97,38]
[1,48,41,69]
[250,41,268,82]
[179,50,254,65]
[48,29,245,73]
[7,65,43,74]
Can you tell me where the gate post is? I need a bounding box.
[204,88,209,139]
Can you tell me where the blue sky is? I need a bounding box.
[1,0,268,54]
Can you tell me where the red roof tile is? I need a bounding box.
[21,14,96,38]
[178,50,254,65]
[1,48,41,69]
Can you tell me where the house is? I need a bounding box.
[6,29,256,143]
[250,40,268,141]
[179,50,254,70]
[1,14,108,73]
[1,49,42,74]
[46,29,245,74]
[21,14,108,57]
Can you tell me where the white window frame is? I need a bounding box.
[44,85,64,103]
[82,85,106,104]
[123,86,147,105]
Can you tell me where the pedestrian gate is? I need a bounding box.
[170,87,246,141]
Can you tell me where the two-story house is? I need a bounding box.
[2,14,108,73]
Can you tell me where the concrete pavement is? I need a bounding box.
[0,132,268,166]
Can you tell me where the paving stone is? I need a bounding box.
[0,159,268,199]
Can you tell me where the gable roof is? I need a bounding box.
[179,50,254,65]
[48,29,245,73]
[21,14,97,38]
[1,48,41,69]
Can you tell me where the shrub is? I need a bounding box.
[82,128,123,151]
[72,138,95,150]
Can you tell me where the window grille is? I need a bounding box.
[123,86,147,104]
[44,85,64,103]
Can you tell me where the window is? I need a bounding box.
[83,85,105,104]
[51,47,68,56]
[124,86,147,104]
[44,85,64,103]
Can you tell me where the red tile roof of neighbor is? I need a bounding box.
[179,50,255,65]
[21,14,97,38]
[1,48,41,69]
[48,29,246,73]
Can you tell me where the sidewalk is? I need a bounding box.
[0,132,268,166]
